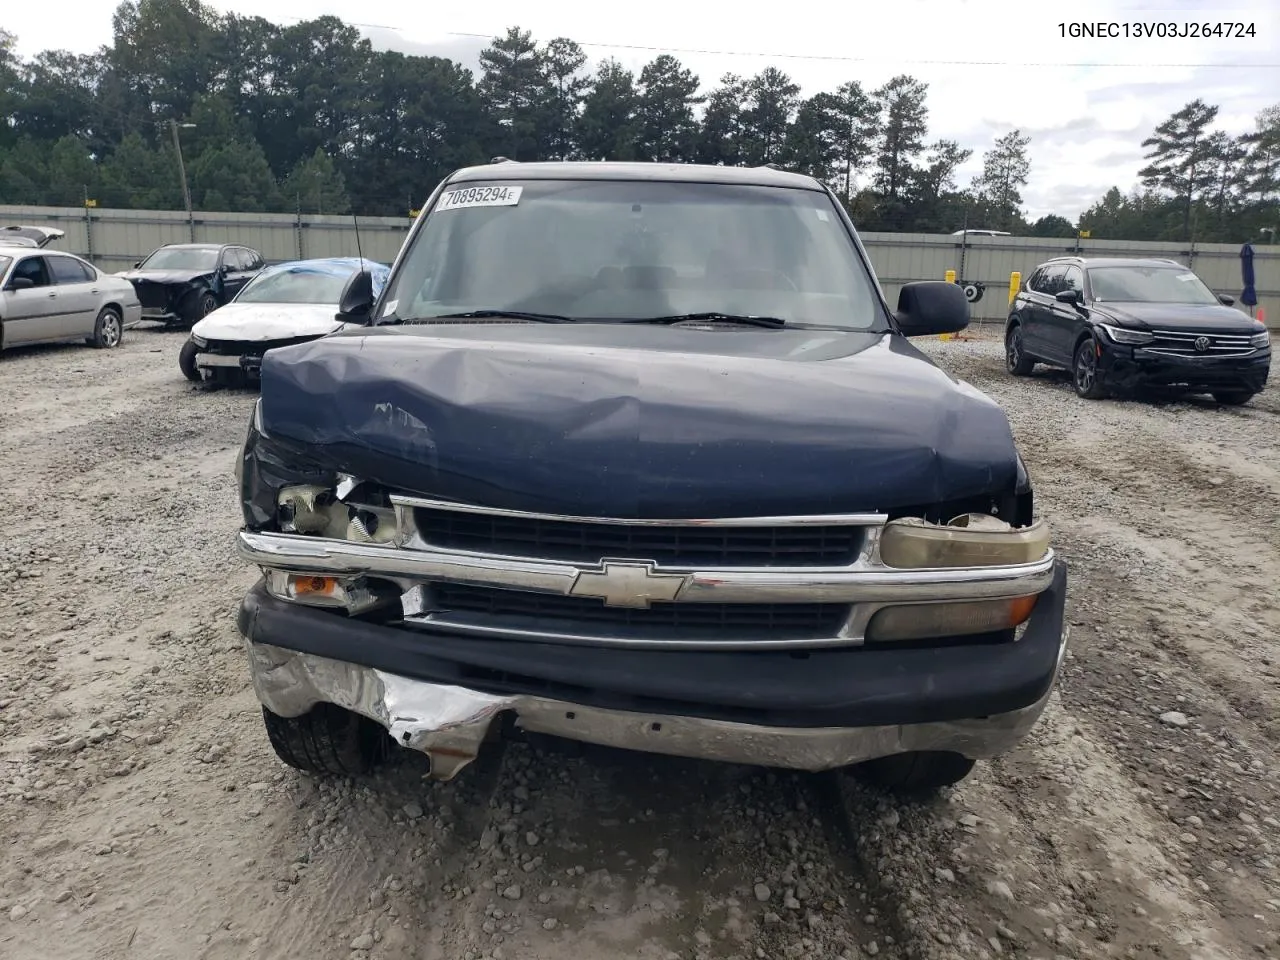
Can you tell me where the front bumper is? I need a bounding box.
[195,351,264,378]
[238,559,1069,778]
[1100,344,1270,393]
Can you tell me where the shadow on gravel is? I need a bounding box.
[278,732,936,957]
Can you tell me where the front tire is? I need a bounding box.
[1212,390,1256,406]
[178,338,201,382]
[1005,322,1035,375]
[183,290,219,325]
[850,751,976,796]
[261,704,389,777]
[92,307,123,349]
[1072,336,1107,399]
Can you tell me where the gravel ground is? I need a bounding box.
[1,324,1277,960]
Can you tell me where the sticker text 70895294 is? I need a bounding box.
[435,185,523,211]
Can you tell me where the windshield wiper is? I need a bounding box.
[403,309,575,324]
[625,312,786,329]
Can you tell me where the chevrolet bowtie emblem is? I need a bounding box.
[568,561,690,608]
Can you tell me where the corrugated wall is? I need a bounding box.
[2,205,1275,328]
[863,232,1278,326]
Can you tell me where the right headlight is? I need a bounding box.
[190,334,207,348]
[1096,323,1153,346]
[1251,330,1270,349]
[878,513,1050,569]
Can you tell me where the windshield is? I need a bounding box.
[1088,265,1220,305]
[236,265,354,304]
[379,179,885,329]
[139,247,220,271]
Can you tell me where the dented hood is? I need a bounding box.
[192,302,348,342]
[256,324,1020,518]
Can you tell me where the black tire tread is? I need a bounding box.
[1005,322,1035,376]
[1212,390,1256,406]
[261,704,386,777]
[178,338,201,381]
[1072,337,1107,399]
[851,750,976,796]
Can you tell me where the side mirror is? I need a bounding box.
[1055,289,1083,305]
[894,281,969,337]
[133,261,141,268]
[336,269,375,321]
[1218,293,1235,306]
[7,277,35,291]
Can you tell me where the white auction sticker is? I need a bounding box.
[436,185,523,211]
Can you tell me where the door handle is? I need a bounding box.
[91,288,100,294]
[47,291,57,298]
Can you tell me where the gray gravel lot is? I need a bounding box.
[1,324,1277,960]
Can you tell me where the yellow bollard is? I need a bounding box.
[1008,271,1022,308]
[939,270,958,340]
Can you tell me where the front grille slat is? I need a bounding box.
[415,508,863,567]
[1147,328,1257,357]
[424,583,848,641]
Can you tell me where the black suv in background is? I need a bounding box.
[119,243,265,327]
[1005,257,1270,404]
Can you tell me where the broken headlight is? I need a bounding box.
[878,513,1050,569]
[276,483,398,544]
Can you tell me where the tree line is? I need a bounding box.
[0,0,1276,244]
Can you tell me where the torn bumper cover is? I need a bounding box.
[238,560,1069,779]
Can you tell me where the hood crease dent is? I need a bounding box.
[256,329,1021,519]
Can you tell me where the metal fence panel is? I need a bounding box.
[2,204,1275,327]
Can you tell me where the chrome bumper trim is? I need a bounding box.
[247,635,1068,781]
[236,530,1057,606]
[389,493,888,528]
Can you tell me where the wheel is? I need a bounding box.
[850,751,976,796]
[178,338,201,382]
[1212,390,1256,406]
[198,291,219,318]
[92,307,123,349]
[1072,336,1107,399]
[261,704,389,776]
[183,290,219,325]
[1005,323,1035,375]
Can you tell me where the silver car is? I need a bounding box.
[0,248,142,351]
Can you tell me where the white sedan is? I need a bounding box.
[0,247,141,352]
[179,257,390,384]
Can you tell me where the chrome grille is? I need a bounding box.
[411,505,866,568]
[1145,329,1257,357]
[417,583,851,643]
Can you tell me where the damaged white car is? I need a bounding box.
[179,256,389,385]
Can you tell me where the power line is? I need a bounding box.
[440,30,1279,70]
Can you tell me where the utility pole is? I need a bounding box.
[169,119,196,242]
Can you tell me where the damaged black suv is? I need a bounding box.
[234,161,1069,796]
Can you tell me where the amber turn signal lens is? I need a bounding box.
[291,575,338,597]
[866,594,1040,643]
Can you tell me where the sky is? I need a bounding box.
[9,0,1280,221]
